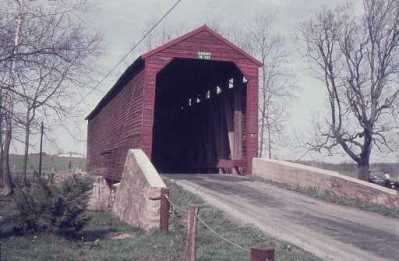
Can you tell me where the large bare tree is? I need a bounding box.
[0,1,22,194]
[301,0,399,180]
[0,0,101,192]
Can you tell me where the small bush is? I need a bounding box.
[50,176,93,233]
[13,175,93,235]
[13,177,54,232]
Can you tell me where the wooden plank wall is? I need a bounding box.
[143,30,259,174]
[87,70,145,181]
[87,27,259,178]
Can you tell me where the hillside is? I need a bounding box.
[9,153,86,174]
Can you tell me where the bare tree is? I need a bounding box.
[301,0,399,180]
[204,18,295,159]
[249,16,294,159]
[227,16,294,159]
[0,0,101,191]
[0,0,23,194]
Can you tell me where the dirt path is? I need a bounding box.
[166,174,399,261]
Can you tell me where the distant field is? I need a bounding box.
[295,160,399,180]
[8,153,397,181]
[9,153,86,174]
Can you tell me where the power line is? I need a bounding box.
[58,0,183,149]
[59,120,86,143]
[54,0,183,152]
[74,0,183,107]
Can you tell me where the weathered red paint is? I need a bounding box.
[86,25,261,181]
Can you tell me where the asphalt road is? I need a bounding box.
[165,174,399,261]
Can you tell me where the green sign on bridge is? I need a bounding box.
[198,51,212,60]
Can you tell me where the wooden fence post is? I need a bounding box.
[250,248,274,261]
[160,188,169,233]
[184,207,199,261]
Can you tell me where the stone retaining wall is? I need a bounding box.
[88,176,117,211]
[253,158,399,209]
[112,149,167,231]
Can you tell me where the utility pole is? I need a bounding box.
[38,121,44,177]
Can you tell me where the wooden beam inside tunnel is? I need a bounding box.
[222,78,234,161]
[152,59,246,173]
[233,75,243,160]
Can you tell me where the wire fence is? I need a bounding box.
[164,194,248,253]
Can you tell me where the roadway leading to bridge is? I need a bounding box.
[165,174,399,261]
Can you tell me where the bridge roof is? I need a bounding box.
[86,24,261,121]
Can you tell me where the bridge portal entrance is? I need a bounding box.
[152,58,246,174]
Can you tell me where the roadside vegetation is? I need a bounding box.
[0,179,320,261]
[295,161,399,181]
[256,178,399,219]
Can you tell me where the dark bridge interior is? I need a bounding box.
[152,58,246,173]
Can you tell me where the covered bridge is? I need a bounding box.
[86,25,261,182]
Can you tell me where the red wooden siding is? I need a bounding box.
[87,25,260,180]
[142,27,260,173]
[87,70,145,181]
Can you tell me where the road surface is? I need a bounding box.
[166,174,399,261]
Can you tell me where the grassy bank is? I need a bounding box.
[294,161,399,181]
[0,180,320,261]
[254,177,399,219]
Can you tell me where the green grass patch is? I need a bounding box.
[255,178,399,219]
[0,180,320,261]
[9,153,86,174]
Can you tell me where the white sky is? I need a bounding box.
[15,0,398,163]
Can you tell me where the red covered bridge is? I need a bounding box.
[86,25,261,182]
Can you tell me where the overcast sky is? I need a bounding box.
[16,0,397,163]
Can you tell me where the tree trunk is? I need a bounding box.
[0,88,3,187]
[23,110,31,185]
[357,163,370,181]
[266,113,272,159]
[267,127,272,159]
[259,65,267,157]
[357,131,372,181]
[1,0,21,196]
[259,111,266,157]
[1,112,13,196]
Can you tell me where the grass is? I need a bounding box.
[294,160,399,181]
[165,180,320,261]
[9,153,86,174]
[255,177,399,219]
[0,179,320,261]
